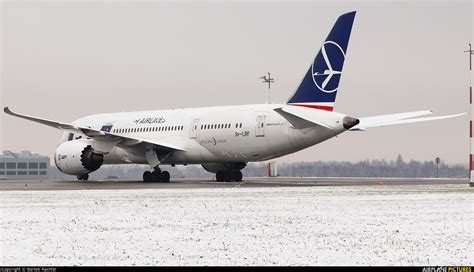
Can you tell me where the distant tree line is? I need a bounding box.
[49,154,468,180]
[244,155,467,178]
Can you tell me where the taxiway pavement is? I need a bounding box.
[0,177,468,191]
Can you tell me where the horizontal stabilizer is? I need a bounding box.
[274,106,331,129]
[351,110,466,130]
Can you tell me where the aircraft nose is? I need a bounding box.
[342,116,360,130]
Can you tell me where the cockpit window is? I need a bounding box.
[67,133,74,141]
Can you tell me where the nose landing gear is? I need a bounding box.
[77,173,89,181]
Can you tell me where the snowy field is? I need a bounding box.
[0,184,472,266]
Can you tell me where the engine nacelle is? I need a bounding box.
[201,162,246,173]
[54,140,104,176]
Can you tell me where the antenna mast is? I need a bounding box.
[465,43,474,187]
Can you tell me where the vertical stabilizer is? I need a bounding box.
[287,11,356,111]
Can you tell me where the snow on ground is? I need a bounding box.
[0,184,472,266]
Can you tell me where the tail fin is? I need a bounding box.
[287,11,356,111]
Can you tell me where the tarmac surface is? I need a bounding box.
[0,177,469,191]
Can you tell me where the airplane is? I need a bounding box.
[3,11,465,182]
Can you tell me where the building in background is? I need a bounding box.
[0,150,50,180]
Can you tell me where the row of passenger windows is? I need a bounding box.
[112,126,184,134]
[0,162,48,169]
[201,123,242,130]
[111,122,243,134]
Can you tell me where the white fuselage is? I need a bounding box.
[63,104,348,166]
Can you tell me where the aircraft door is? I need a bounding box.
[190,118,200,139]
[256,115,266,137]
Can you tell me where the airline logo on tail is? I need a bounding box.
[287,11,356,111]
[312,41,346,93]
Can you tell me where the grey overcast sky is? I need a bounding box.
[1,1,472,164]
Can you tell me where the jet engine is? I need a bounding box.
[54,140,104,176]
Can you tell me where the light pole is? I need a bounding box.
[435,157,440,178]
[260,72,274,104]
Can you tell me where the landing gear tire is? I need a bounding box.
[151,171,161,182]
[223,172,232,182]
[232,171,243,182]
[161,171,170,182]
[215,170,242,182]
[143,170,170,182]
[216,171,225,182]
[143,171,152,182]
[77,173,89,181]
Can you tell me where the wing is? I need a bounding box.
[350,110,466,131]
[4,107,187,153]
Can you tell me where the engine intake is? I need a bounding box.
[81,145,104,171]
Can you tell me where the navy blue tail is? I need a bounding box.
[287,11,356,111]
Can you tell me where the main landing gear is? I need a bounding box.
[216,170,243,182]
[143,168,170,183]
